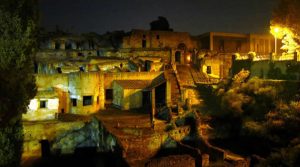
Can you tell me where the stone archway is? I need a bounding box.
[178,43,187,51]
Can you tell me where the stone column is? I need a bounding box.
[60,40,66,50]
[99,73,105,110]
[151,88,156,129]
[166,79,172,108]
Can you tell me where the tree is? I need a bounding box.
[150,16,173,31]
[0,0,37,166]
[272,0,300,34]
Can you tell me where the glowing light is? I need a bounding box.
[270,26,300,59]
[186,55,191,62]
[47,98,59,110]
[28,99,38,110]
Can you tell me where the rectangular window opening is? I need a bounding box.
[207,66,212,74]
[83,96,92,106]
[71,98,77,107]
[40,100,47,108]
[105,89,113,100]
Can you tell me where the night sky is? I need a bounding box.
[40,0,279,35]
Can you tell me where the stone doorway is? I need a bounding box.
[175,51,181,63]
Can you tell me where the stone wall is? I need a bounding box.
[68,72,102,114]
[232,60,300,80]
[28,72,104,116]
[123,89,143,110]
[100,49,172,63]
[104,72,162,89]
[22,118,119,157]
[122,30,197,50]
[146,155,195,167]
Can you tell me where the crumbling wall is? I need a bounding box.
[146,155,195,167]
[22,118,119,157]
[122,30,197,50]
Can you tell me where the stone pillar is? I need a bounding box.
[294,52,298,61]
[202,154,209,167]
[51,41,55,49]
[166,79,172,107]
[60,40,66,50]
[209,33,214,51]
[151,88,156,129]
[99,73,105,110]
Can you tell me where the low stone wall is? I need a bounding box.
[146,155,195,167]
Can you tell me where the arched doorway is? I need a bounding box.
[178,43,187,51]
[175,51,181,63]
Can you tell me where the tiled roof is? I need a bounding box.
[148,73,166,89]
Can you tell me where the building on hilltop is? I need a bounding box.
[122,29,198,64]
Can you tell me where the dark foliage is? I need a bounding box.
[0,0,37,166]
[201,70,300,166]
[150,16,173,31]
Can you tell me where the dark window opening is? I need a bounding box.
[83,96,92,106]
[207,66,212,74]
[76,42,81,49]
[142,40,147,48]
[142,91,151,109]
[61,109,65,114]
[79,67,85,72]
[57,67,62,73]
[55,42,60,50]
[78,52,83,57]
[65,43,72,50]
[105,89,113,100]
[219,40,224,51]
[34,62,38,73]
[71,98,77,107]
[40,100,47,108]
[156,35,160,39]
[143,34,146,38]
[175,51,181,63]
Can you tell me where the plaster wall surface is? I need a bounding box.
[123,30,197,50]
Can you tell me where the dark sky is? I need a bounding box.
[39,0,279,35]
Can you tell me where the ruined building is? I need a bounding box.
[24,30,298,121]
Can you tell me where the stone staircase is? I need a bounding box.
[176,65,195,87]
[189,66,210,84]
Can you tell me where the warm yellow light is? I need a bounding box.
[48,98,59,110]
[28,99,38,110]
[186,55,191,62]
[270,25,299,58]
[270,26,283,38]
